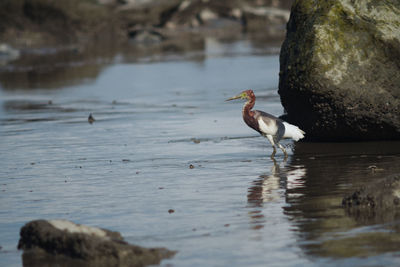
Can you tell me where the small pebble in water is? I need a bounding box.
[368,165,384,172]
[88,113,95,124]
[252,225,263,230]
[191,138,201,144]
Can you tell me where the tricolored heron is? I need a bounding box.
[226,89,305,158]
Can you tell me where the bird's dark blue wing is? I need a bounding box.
[254,110,285,142]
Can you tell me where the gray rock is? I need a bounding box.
[342,175,400,209]
[342,174,400,225]
[18,220,176,267]
[0,43,20,65]
[163,0,291,29]
[128,28,165,44]
[162,0,238,28]
[242,6,289,30]
[117,0,182,27]
[0,0,117,49]
[279,0,400,141]
[97,0,118,5]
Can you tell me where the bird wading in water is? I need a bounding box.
[226,89,305,158]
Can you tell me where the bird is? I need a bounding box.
[226,89,305,158]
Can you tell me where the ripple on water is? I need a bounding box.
[1,46,400,267]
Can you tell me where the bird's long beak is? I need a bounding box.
[225,94,242,101]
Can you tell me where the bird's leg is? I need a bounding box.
[271,146,277,158]
[266,134,277,159]
[277,143,288,159]
[271,156,277,166]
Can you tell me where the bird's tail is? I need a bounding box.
[282,122,305,141]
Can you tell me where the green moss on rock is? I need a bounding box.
[279,0,400,141]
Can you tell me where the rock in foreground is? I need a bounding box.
[342,174,400,225]
[279,0,400,141]
[18,220,175,267]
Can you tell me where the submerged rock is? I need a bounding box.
[342,174,400,209]
[18,219,176,267]
[279,0,400,141]
[342,174,400,225]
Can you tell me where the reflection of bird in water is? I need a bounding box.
[247,159,282,230]
[226,89,305,158]
[248,159,282,205]
[247,158,307,230]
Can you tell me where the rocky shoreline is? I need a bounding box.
[0,0,293,55]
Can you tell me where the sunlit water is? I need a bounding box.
[1,39,400,266]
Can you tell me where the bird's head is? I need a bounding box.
[226,89,254,101]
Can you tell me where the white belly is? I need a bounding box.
[258,117,278,135]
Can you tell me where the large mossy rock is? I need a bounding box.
[279,0,400,141]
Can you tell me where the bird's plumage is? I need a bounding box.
[254,110,284,140]
[226,89,305,158]
[282,122,305,141]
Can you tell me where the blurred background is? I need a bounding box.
[0,0,294,89]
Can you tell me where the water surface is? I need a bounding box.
[1,39,400,266]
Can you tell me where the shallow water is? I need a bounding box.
[1,39,400,266]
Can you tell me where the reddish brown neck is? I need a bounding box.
[242,95,260,133]
[242,96,255,117]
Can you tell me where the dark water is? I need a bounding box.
[1,39,400,266]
